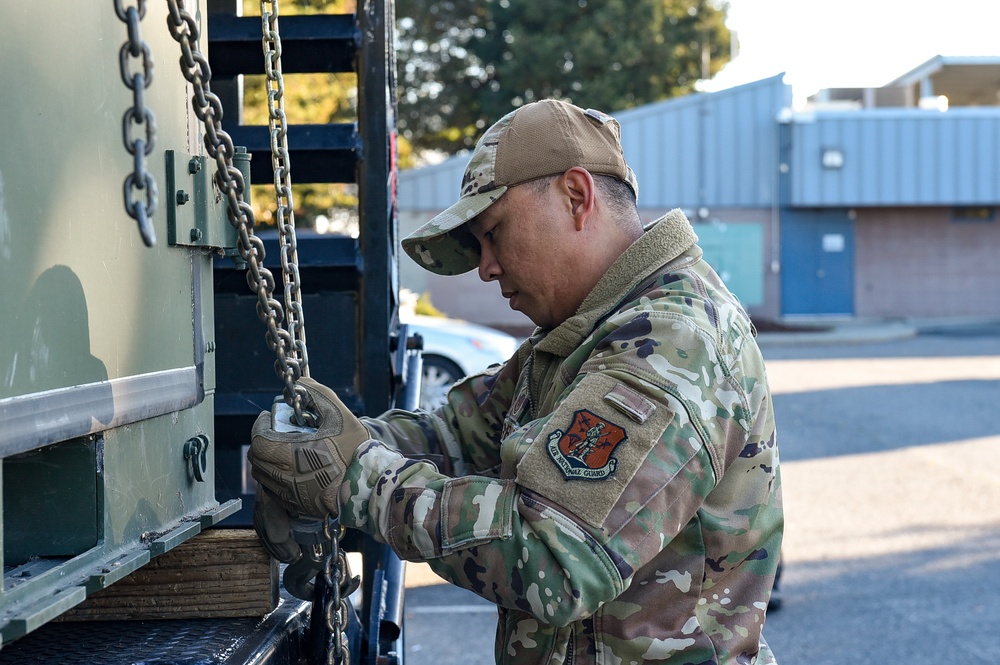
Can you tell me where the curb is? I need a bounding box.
[756,323,918,347]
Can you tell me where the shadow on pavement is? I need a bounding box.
[774,379,1000,461]
[765,525,1000,664]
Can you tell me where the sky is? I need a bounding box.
[702,0,1000,106]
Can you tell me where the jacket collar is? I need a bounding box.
[533,209,700,357]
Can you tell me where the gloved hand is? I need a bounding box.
[252,485,301,563]
[248,377,372,519]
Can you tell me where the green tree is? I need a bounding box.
[396,0,731,154]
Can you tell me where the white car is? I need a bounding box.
[403,314,519,411]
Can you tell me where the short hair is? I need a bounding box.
[522,174,557,196]
[521,173,638,218]
[593,174,638,218]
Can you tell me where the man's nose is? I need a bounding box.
[477,243,502,282]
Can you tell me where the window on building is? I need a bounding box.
[950,207,996,223]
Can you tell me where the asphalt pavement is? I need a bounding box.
[402,318,1000,665]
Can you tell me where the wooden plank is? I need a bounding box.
[61,529,278,621]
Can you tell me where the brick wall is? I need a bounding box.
[855,207,1000,318]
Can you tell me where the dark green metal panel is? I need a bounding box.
[3,439,99,566]
[0,1,237,643]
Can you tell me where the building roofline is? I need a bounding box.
[783,105,1000,123]
[400,73,792,183]
[612,73,788,122]
[886,55,1000,86]
[399,150,472,178]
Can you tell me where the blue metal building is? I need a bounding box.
[397,56,1000,327]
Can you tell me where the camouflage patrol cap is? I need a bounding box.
[401,99,639,276]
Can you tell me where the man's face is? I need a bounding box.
[469,178,583,329]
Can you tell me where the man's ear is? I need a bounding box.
[561,167,596,230]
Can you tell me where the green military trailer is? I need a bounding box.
[0,1,412,663]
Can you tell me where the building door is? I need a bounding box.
[780,209,855,316]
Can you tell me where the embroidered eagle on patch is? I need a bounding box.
[546,409,628,480]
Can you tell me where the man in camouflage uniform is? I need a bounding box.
[250,99,783,664]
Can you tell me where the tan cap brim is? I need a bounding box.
[401,184,508,276]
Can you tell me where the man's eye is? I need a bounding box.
[484,230,495,241]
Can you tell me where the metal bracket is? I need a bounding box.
[165,150,238,251]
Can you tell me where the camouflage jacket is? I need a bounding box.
[342,209,783,664]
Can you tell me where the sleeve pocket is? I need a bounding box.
[386,477,516,559]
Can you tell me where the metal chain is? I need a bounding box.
[165,4,349,663]
[261,0,310,379]
[259,3,348,663]
[115,0,158,247]
[323,521,352,665]
[164,0,307,422]
[258,4,347,663]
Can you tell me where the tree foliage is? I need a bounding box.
[230,0,728,223]
[396,0,731,154]
[241,0,361,228]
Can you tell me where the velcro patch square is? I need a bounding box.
[516,373,676,529]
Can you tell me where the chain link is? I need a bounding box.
[115,0,158,247]
[259,3,347,662]
[258,3,348,661]
[323,521,352,665]
[165,3,349,662]
[261,0,310,380]
[164,0,307,422]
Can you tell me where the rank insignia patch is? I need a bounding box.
[546,409,628,480]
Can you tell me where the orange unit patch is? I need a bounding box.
[546,409,628,480]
